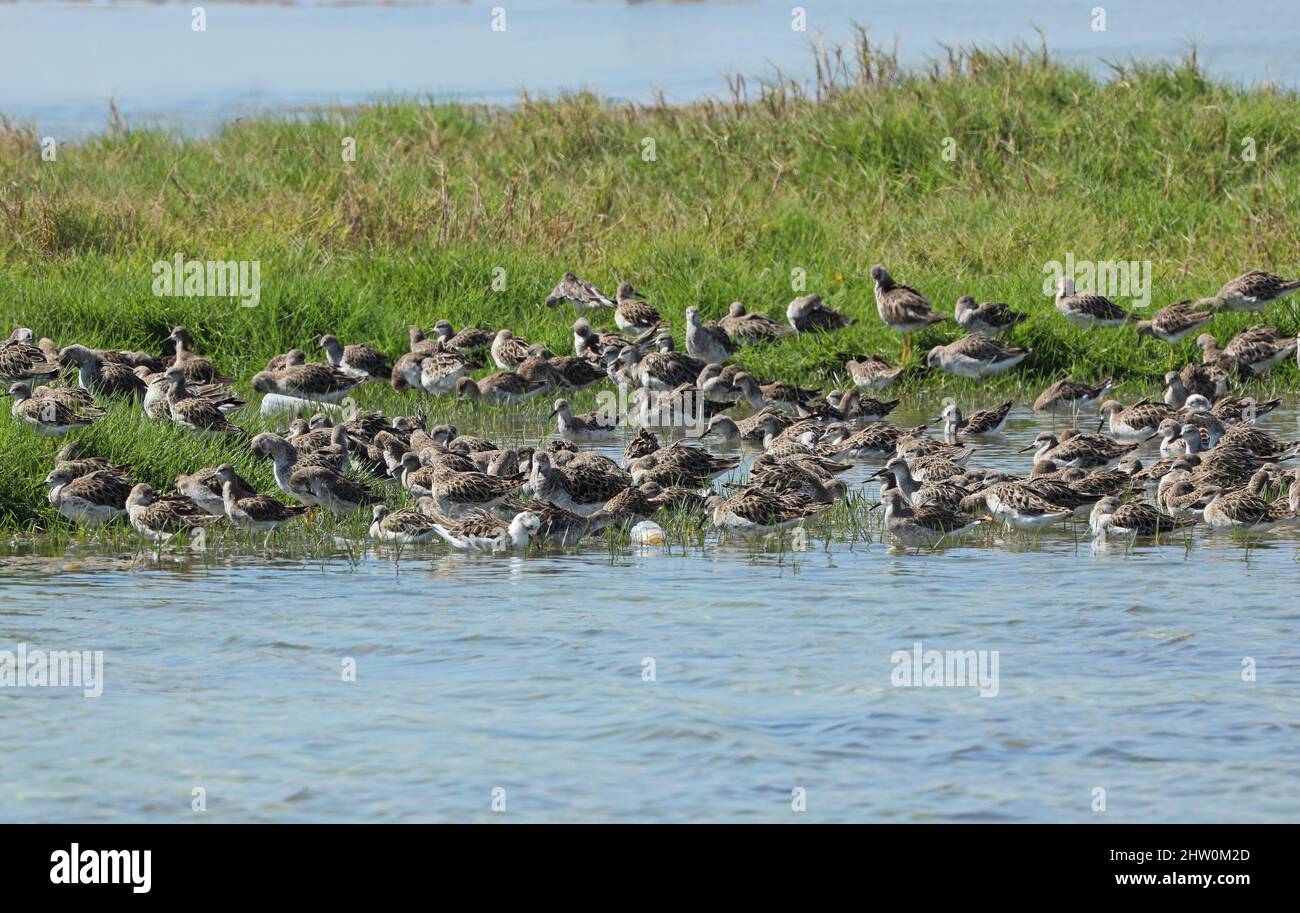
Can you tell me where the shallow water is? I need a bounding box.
[3,399,1298,822]
[4,0,1300,139]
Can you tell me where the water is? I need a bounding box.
[4,0,1299,140]
[3,399,1299,822]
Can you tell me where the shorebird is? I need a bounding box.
[926,334,1029,379]
[845,354,906,390]
[48,441,128,481]
[426,509,542,552]
[628,342,706,391]
[251,363,363,402]
[878,484,985,545]
[545,272,616,311]
[1208,394,1278,426]
[165,366,243,435]
[524,501,608,548]
[1032,377,1114,413]
[426,466,526,516]
[869,266,946,359]
[286,418,345,456]
[489,329,535,370]
[628,441,740,487]
[5,382,101,435]
[706,486,831,534]
[638,480,710,513]
[572,318,629,362]
[1201,486,1297,533]
[1022,431,1139,469]
[395,349,474,394]
[508,348,560,389]
[703,411,790,445]
[547,355,606,390]
[320,334,392,383]
[897,449,969,482]
[1088,496,1196,540]
[215,465,307,532]
[613,283,663,334]
[1159,474,1216,518]
[58,345,146,399]
[745,457,846,505]
[428,424,499,454]
[1200,328,1297,376]
[1054,277,1133,327]
[291,465,378,513]
[696,363,740,403]
[1097,399,1174,443]
[1200,270,1300,312]
[175,465,257,516]
[138,366,242,420]
[368,504,441,544]
[164,326,234,384]
[33,383,96,413]
[820,422,912,462]
[874,456,971,511]
[550,398,619,435]
[786,293,851,334]
[530,451,628,515]
[45,468,131,525]
[456,372,548,404]
[1155,420,1202,459]
[265,348,308,371]
[1135,300,1215,364]
[719,301,792,343]
[684,306,736,364]
[431,320,494,353]
[953,295,1027,336]
[1178,399,1226,446]
[125,483,221,541]
[735,372,821,414]
[939,401,1012,439]
[961,481,1073,531]
[0,331,61,386]
[251,432,342,499]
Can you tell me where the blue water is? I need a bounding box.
[3,400,1299,822]
[3,0,1299,139]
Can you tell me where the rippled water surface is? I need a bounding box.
[3,400,1298,822]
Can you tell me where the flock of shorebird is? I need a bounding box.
[3,265,1299,550]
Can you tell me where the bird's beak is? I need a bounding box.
[1016,443,1036,453]
[1096,419,1105,432]
[547,407,559,418]
[867,502,881,512]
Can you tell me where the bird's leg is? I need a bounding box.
[901,335,912,361]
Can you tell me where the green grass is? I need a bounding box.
[1,34,1298,531]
